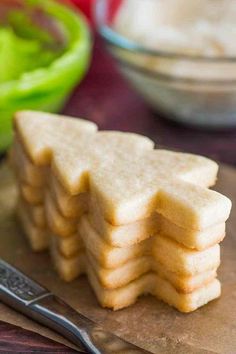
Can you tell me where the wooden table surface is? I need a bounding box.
[1,36,236,353]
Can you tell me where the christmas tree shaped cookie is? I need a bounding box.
[11,111,231,312]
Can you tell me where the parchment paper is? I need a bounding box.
[0,164,236,354]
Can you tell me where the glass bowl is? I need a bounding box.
[94,0,236,128]
[0,0,92,152]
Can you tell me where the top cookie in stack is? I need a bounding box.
[11,111,232,312]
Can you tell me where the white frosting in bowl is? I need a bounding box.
[114,0,236,80]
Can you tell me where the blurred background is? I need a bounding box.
[0,0,236,165]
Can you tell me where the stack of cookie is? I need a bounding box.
[11,111,232,312]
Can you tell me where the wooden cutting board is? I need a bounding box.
[0,163,235,354]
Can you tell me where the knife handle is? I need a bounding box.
[0,259,151,354]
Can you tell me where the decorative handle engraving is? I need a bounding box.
[0,259,48,302]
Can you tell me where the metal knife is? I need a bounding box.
[0,259,152,354]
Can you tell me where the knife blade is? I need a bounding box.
[0,258,152,353]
